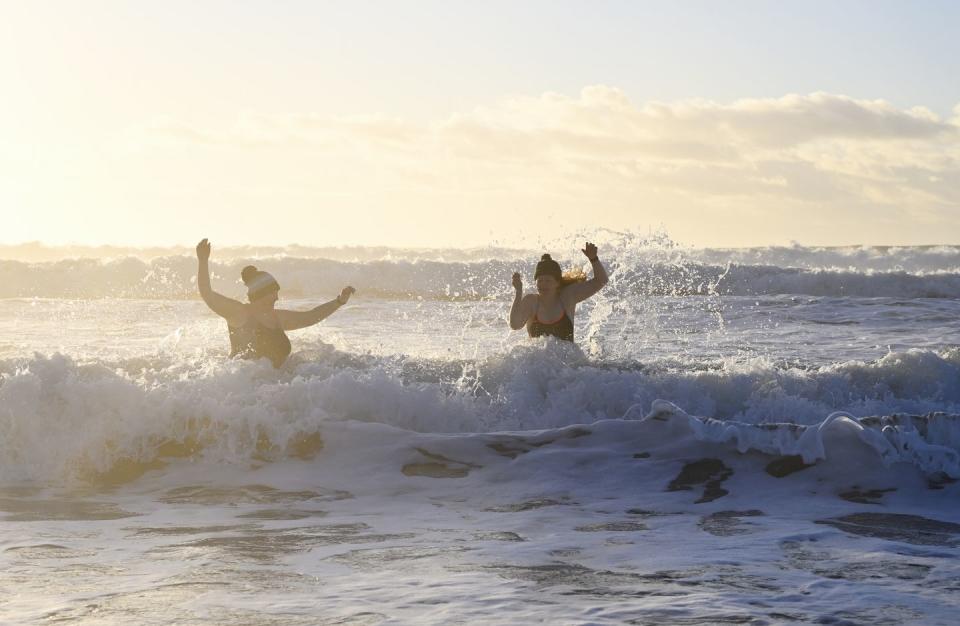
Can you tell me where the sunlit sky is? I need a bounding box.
[2,0,959,249]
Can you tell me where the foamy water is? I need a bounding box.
[2,237,959,624]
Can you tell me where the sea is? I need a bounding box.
[1,232,959,625]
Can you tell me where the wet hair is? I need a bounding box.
[560,268,587,289]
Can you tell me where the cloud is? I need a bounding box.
[701,93,948,146]
[127,87,960,240]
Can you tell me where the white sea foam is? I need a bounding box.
[3,346,959,483]
[643,400,960,477]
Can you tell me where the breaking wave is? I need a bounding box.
[2,345,959,482]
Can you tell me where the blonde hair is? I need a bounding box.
[559,268,587,290]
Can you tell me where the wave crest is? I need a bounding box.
[4,255,960,299]
[2,346,960,482]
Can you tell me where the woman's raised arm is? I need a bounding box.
[562,242,609,304]
[196,238,246,320]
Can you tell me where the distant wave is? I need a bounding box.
[710,264,960,298]
[0,242,531,264]
[5,238,960,268]
[687,244,960,274]
[2,255,960,299]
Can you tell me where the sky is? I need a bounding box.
[1,0,959,249]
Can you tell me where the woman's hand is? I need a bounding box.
[338,286,356,304]
[581,242,598,262]
[512,272,523,292]
[196,238,211,262]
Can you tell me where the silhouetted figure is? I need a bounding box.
[196,238,354,367]
[509,242,608,341]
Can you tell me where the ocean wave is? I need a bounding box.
[2,346,960,482]
[710,264,960,298]
[687,244,960,274]
[3,255,960,300]
[5,236,960,271]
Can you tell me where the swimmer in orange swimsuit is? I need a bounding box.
[509,242,608,342]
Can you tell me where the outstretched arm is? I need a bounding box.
[196,239,246,319]
[277,286,355,331]
[562,242,609,304]
[509,273,537,330]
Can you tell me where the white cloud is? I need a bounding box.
[124,88,960,245]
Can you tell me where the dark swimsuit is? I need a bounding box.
[228,317,291,368]
[527,303,574,342]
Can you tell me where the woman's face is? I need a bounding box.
[536,274,558,295]
[252,288,279,308]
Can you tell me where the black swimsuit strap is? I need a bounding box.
[528,299,574,342]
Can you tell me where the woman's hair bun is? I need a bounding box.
[241,265,259,285]
[541,254,552,261]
